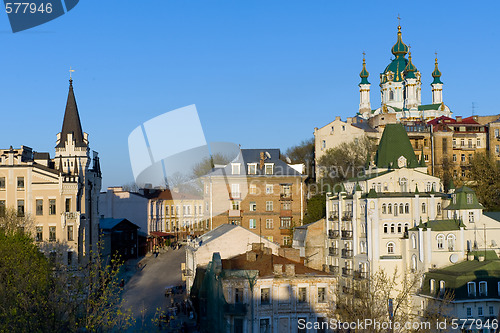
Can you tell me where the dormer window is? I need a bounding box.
[397,156,407,168]
[231,163,240,175]
[387,72,394,81]
[247,163,257,175]
[264,163,274,175]
[467,194,473,204]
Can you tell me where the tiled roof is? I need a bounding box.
[374,124,419,168]
[156,189,202,200]
[56,80,86,148]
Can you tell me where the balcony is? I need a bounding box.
[228,210,241,217]
[328,229,340,239]
[342,267,353,276]
[341,249,353,258]
[329,247,339,256]
[342,212,352,221]
[280,193,292,200]
[223,303,247,316]
[341,230,353,239]
[453,144,477,150]
[329,265,339,275]
[328,213,338,221]
[354,270,368,280]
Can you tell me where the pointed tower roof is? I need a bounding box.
[391,25,409,57]
[359,54,370,85]
[56,79,86,148]
[404,51,417,79]
[374,123,419,168]
[431,56,443,84]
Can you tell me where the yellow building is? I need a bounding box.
[0,79,102,265]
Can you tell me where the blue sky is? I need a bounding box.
[1,1,499,188]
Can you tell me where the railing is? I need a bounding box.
[341,249,353,258]
[341,230,353,239]
[342,212,352,221]
[328,230,340,239]
[342,268,353,276]
[280,193,292,200]
[64,212,79,220]
[329,247,338,256]
[354,270,368,279]
[328,213,338,221]
[329,265,339,274]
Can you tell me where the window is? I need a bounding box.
[298,287,307,303]
[67,225,74,241]
[399,203,404,214]
[266,201,273,211]
[249,184,257,194]
[36,226,43,242]
[17,200,24,217]
[35,199,43,215]
[405,203,409,214]
[231,163,240,175]
[430,279,436,293]
[467,193,473,204]
[452,154,457,162]
[466,307,472,318]
[250,202,257,211]
[478,306,483,316]
[479,281,487,296]
[49,226,56,242]
[283,236,291,246]
[0,200,5,217]
[260,288,270,304]
[490,306,495,316]
[477,138,481,147]
[461,139,465,147]
[446,234,455,251]
[496,129,500,138]
[260,319,271,333]
[17,177,24,189]
[231,201,240,210]
[397,223,402,233]
[249,219,256,229]
[266,219,273,229]
[377,182,382,192]
[497,145,500,154]
[400,178,407,192]
[389,90,394,101]
[298,318,307,333]
[281,217,291,229]
[469,212,474,223]
[461,154,465,162]
[65,198,71,213]
[404,223,409,233]
[467,282,476,296]
[318,287,326,303]
[411,234,417,249]
[67,251,73,266]
[321,140,326,149]
[387,242,394,254]
[383,224,388,233]
[234,288,243,303]
[266,184,273,194]
[411,254,417,272]
[437,203,441,215]
[382,204,386,214]
[49,199,56,215]
[247,163,257,175]
[439,280,445,294]
[422,203,426,214]
[264,163,273,175]
[388,204,392,214]
[390,224,395,233]
[437,234,444,249]
[0,177,5,189]
[231,183,240,198]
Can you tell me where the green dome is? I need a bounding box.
[431,57,443,84]
[391,25,409,56]
[404,53,417,79]
[359,57,370,85]
[381,56,408,83]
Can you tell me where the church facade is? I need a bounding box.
[0,79,101,265]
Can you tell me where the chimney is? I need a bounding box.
[335,116,341,121]
[279,248,301,263]
[478,255,485,262]
[273,264,283,276]
[246,251,257,262]
[263,247,272,255]
[346,117,353,124]
[284,264,295,277]
[252,243,264,252]
[456,116,462,122]
[260,152,265,170]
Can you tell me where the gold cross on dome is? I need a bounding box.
[397,14,401,26]
[362,51,366,59]
[69,66,75,79]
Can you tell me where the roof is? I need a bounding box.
[33,152,50,159]
[221,251,330,277]
[206,149,303,178]
[418,103,443,111]
[197,224,240,245]
[484,212,500,222]
[359,57,370,85]
[156,189,202,200]
[99,218,139,230]
[410,219,465,231]
[374,123,419,168]
[444,186,483,210]
[56,80,86,148]
[431,57,443,84]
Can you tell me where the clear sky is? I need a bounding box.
[1,0,499,188]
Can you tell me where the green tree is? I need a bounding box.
[282,138,315,182]
[303,193,326,225]
[466,152,500,210]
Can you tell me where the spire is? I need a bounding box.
[404,50,417,79]
[359,53,370,85]
[56,79,86,148]
[431,54,443,84]
[391,24,409,57]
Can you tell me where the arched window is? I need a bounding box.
[437,203,441,215]
[397,223,402,233]
[404,223,409,233]
[382,204,387,214]
[437,234,445,249]
[430,279,436,293]
[389,90,394,101]
[405,203,409,214]
[447,234,456,251]
[400,178,407,192]
[422,203,426,214]
[388,204,392,214]
[411,234,417,249]
[390,224,395,233]
[439,280,445,294]
[383,224,388,234]
[411,254,417,272]
[399,204,404,214]
[387,242,395,254]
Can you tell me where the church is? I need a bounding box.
[0,78,102,265]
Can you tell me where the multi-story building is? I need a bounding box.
[192,246,335,333]
[148,189,205,238]
[324,123,500,297]
[202,149,307,246]
[0,79,102,264]
[314,24,500,182]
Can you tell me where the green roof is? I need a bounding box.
[484,212,500,223]
[382,56,408,83]
[444,186,483,210]
[417,103,443,111]
[359,57,370,85]
[421,257,500,300]
[374,123,419,168]
[367,188,378,198]
[404,53,417,79]
[431,57,443,84]
[391,25,409,57]
[411,219,465,231]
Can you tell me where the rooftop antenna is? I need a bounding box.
[472,102,476,116]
